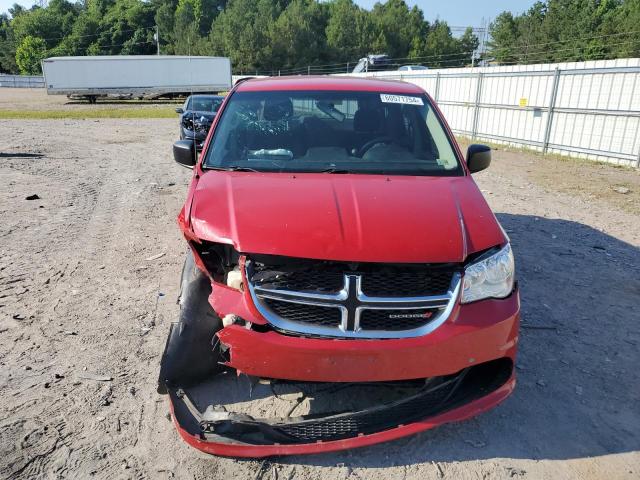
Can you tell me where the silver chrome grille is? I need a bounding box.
[247,260,461,339]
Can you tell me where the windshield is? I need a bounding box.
[203,90,462,176]
[187,96,223,112]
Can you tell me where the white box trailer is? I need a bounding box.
[42,55,232,101]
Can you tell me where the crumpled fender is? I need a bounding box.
[157,250,224,393]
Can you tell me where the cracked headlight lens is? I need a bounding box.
[461,244,515,303]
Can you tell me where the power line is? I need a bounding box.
[251,29,640,76]
[488,29,640,55]
[28,25,157,44]
[43,39,155,54]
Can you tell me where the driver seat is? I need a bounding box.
[353,107,384,151]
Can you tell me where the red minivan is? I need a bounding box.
[159,76,520,457]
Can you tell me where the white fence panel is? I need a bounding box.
[354,58,640,167]
[0,74,45,88]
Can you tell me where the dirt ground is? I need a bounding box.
[0,116,639,480]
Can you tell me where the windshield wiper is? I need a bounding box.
[317,167,352,174]
[207,166,260,172]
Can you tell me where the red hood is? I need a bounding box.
[189,172,505,263]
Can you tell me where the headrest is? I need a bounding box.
[264,98,293,121]
[354,108,382,133]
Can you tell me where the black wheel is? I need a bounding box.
[157,250,224,394]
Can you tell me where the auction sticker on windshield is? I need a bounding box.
[380,94,424,105]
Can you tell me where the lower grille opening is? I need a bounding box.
[263,298,341,327]
[171,358,513,446]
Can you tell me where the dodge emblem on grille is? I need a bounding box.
[388,312,433,320]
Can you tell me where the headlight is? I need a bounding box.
[461,244,515,303]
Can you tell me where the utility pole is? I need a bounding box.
[154,25,160,55]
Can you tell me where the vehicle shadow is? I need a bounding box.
[268,213,640,465]
[0,152,44,159]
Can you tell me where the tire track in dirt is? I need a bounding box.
[0,152,101,322]
[0,121,184,479]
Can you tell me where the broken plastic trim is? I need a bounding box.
[169,358,512,446]
[190,240,240,282]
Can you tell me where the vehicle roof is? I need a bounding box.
[235,75,425,94]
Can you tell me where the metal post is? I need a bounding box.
[636,148,640,168]
[434,72,441,102]
[346,62,349,73]
[307,65,311,75]
[543,68,561,154]
[471,72,483,140]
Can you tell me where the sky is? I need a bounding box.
[1,0,534,27]
[354,0,533,27]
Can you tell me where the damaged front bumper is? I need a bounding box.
[169,358,514,457]
[163,250,520,456]
[212,280,519,383]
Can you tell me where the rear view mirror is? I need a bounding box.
[175,107,184,114]
[466,144,491,173]
[173,140,196,169]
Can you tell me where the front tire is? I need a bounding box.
[157,250,224,394]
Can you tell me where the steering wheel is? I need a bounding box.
[356,136,392,158]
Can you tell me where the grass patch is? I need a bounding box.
[0,107,177,119]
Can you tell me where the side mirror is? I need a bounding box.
[173,140,196,169]
[175,107,184,114]
[466,144,491,173]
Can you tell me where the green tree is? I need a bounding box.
[488,0,632,65]
[459,27,480,65]
[270,0,329,70]
[173,0,206,54]
[488,12,519,63]
[153,0,178,53]
[325,0,374,64]
[602,0,640,58]
[15,34,47,73]
[3,0,634,74]
[11,0,80,50]
[210,0,282,73]
[422,21,460,67]
[370,0,425,59]
[0,13,17,72]
[87,0,156,55]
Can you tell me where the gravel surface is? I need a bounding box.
[0,88,181,111]
[1,119,638,480]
